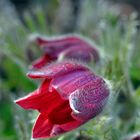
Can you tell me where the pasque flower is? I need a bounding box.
[15,61,109,139]
[125,134,140,140]
[130,136,140,140]
[30,35,99,69]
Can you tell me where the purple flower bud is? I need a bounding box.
[29,35,100,69]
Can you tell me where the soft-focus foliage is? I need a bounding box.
[0,0,140,140]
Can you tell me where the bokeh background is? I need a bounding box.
[0,0,140,140]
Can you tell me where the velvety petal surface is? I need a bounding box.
[34,35,86,58]
[32,35,99,64]
[59,46,99,62]
[69,77,109,121]
[50,70,96,99]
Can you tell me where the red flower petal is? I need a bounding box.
[15,80,69,113]
[32,113,53,139]
[34,36,84,61]
[48,100,73,125]
[33,113,81,138]
[31,54,53,69]
[69,77,109,121]
[27,61,88,79]
[31,35,99,68]
[15,89,40,110]
[15,80,50,110]
[50,120,81,137]
[35,35,86,48]
[57,120,81,132]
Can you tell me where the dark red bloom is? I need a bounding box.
[126,134,140,140]
[30,35,99,69]
[132,136,140,140]
[15,61,109,139]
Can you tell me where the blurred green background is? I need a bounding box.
[0,0,140,140]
